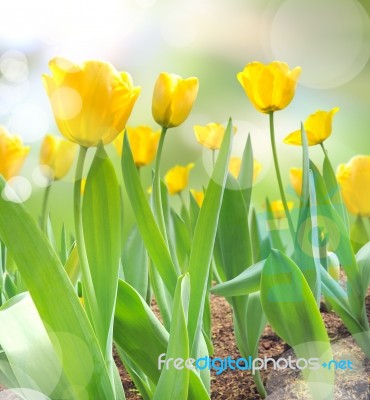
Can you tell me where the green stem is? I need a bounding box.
[41,183,52,233]
[153,127,168,238]
[253,369,267,398]
[73,147,104,353]
[212,149,216,168]
[269,112,295,240]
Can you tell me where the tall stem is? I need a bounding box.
[269,112,295,240]
[153,127,168,238]
[41,183,52,233]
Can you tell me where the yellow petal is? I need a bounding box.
[270,200,294,219]
[289,167,303,197]
[190,189,205,207]
[237,61,301,114]
[164,163,194,195]
[43,57,140,147]
[336,155,370,216]
[0,126,30,180]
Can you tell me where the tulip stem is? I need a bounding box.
[41,183,52,233]
[269,112,295,240]
[153,127,168,240]
[320,142,327,155]
[212,150,216,167]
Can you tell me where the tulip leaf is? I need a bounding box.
[122,225,148,299]
[265,198,285,253]
[0,177,115,399]
[350,215,369,254]
[323,152,349,231]
[0,293,69,397]
[260,250,334,399]
[237,135,253,213]
[153,274,190,400]
[82,143,122,360]
[215,174,252,280]
[187,118,233,356]
[121,132,178,295]
[64,244,79,288]
[113,279,208,400]
[356,242,370,298]
[210,260,264,297]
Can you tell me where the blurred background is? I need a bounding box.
[0,0,369,240]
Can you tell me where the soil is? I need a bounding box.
[118,294,370,400]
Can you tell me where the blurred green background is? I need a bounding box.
[0,0,369,242]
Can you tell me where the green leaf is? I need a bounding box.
[64,244,79,288]
[0,178,115,399]
[187,118,233,356]
[356,242,370,298]
[83,144,122,359]
[113,279,208,400]
[122,225,148,299]
[261,250,333,399]
[323,152,349,231]
[0,293,69,397]
[215,175,252,280]
[210,260,264,297]
[121,133,178,295]
[237,135,253,214]
[350,216,369,254]
[265,198,285,252]
[154,274,190,400]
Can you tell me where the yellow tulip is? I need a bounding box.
[152,72,199,128]
[237,61,301,113]
[190,189,205,207]
[113,125,161,167]
[42,57,140,147]
[164,163,194,195]
[228,156,262,181]
[284,108,339,146]
[270,200,294,219]
[39,134,77,180]
[289,167,303,197]
[0,126,29,181]
[193,123,237,150]
[336,155,370,216]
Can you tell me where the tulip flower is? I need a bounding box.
[40,134,77,180]
[113,126,160,167]
[193,123,236,150]
[270,200,294,219]
[152,72,199,129]
[43,57,140,147]
[228,156,262,181]
[190,189,205,207]
[0,126,29,181]
[289,167,303,197]
[164,163,194,195]
[336,155,370,216]
[284,108,339,146]
[237,61,301,241]
[237,61,301,114]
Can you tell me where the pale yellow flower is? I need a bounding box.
[270,200,294,219]
[152,72,199,128]
[228,156,262,181]
[164,163,194,195]
[43,57,140,147]
[284,108,339,146]
[193,123,237,150]
[237,61,301,113]
[289,167,303,197]
[190,189,205,207]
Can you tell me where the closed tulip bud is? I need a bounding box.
[164,163,194,195]
[270,200,294,219]
[237,61,301,114]
[228,156,262,181]
[289,167,303,197]
[193,123,237,150]
[190,189,205,207]
[40,134,77,180]
[114,126,160,167]
[0,126,30,181]
[284,108,339,146]
[336,155,370,216]
[42,57,140,147]
[152,72,199,128]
